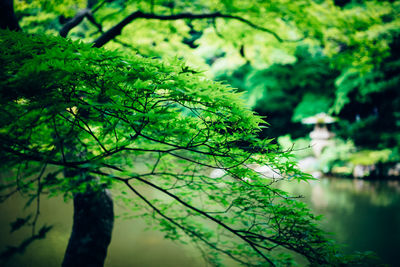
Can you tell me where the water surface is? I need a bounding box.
[279,177,400,266]
[1,177,399,266]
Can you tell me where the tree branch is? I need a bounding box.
[92,0,108,14]
[60,9,90,37]
[60,8,103,37]
[93,10,286,48]
[122,180,251,266]
[116,174,276,266]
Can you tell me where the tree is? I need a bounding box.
[214,0,400,165]
[13,0,398,66]
[0,29,342,267]
[0,0,382,266]
[332,34,400,151]
[215,46,339,140]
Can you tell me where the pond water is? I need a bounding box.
[279,178,400,266]
[1,177,399,266]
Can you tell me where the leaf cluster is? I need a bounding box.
[0,30,362,266]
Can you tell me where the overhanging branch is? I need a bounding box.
[93,10,287,48]
[60,8,103,37]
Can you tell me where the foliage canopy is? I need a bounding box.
[0,29,366,266]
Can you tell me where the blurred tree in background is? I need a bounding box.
[214,0,400,173]
[216,46,339,139]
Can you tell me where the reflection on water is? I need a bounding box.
[1,178,399,266]
[279,177,400,266]
[0,193,205,267]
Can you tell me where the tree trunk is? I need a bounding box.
[0,0,21,31]
[62,187,114,267]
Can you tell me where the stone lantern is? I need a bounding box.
[302,113,337,157]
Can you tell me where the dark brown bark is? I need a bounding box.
[0,0,21,31]
[62,187,114,267]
